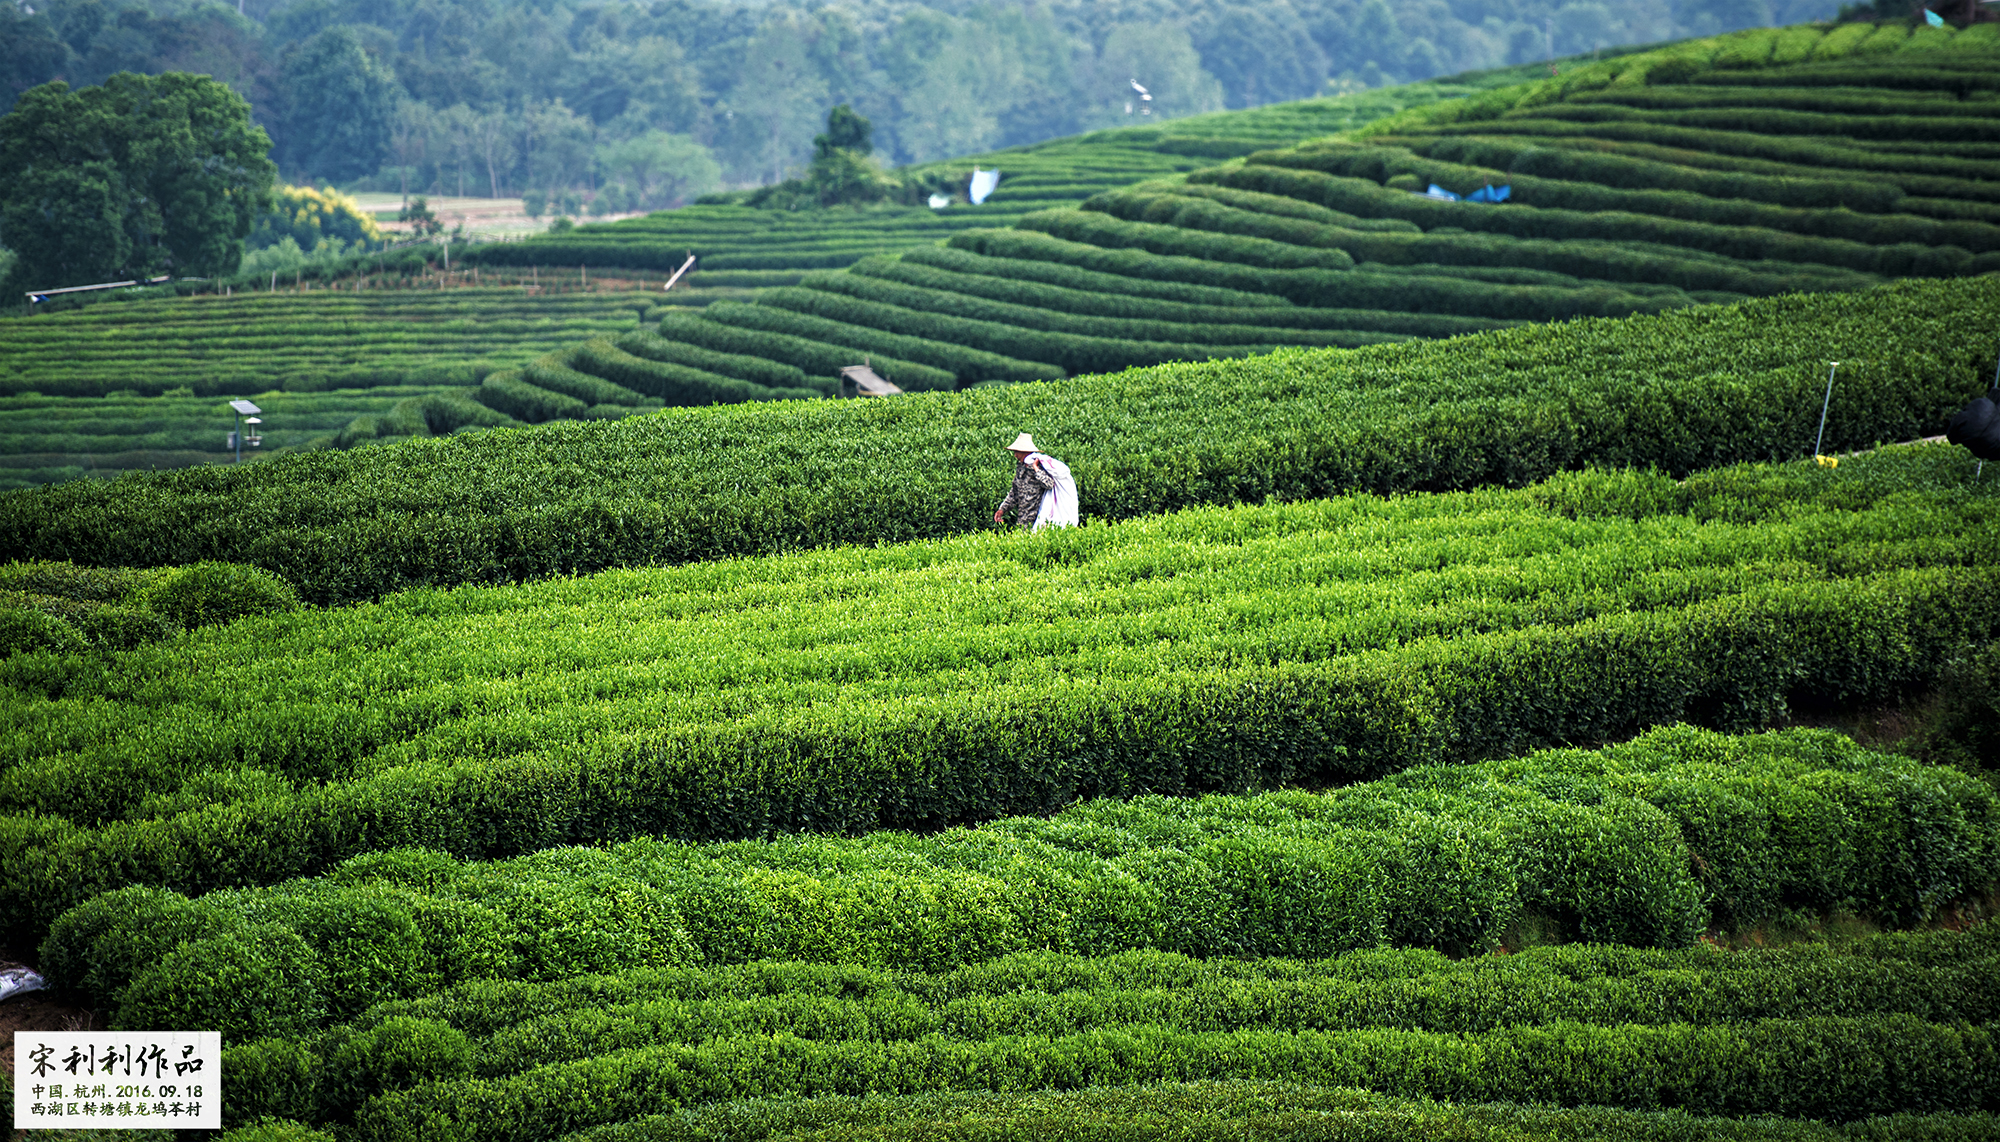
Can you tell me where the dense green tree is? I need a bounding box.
[391,0,507,110]
[398,195,442,235]
[717,13,829,185]
[883,10,1022,164]
[277,25,398,182]
[519,98,594,202]
[743,104,891,208]
[385,97,432,200]
[1189,3,1328,109]
[433,102,480,196]
[817,103,872,155]
[0,6,69,103]
[564,35,702,133]
[1677,0,1774,36]
[398,194,441,235]
[804,104,890,205]
[46,0,272,95]
[467,106,517,198]
[0,72,275,293]
[597,129,721,207]
[978,4,1088,152]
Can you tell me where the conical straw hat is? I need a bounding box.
[1007,433,1036,452]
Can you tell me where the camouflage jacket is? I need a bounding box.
[996,456,1057,529]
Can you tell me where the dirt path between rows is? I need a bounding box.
[0,947,101,1076]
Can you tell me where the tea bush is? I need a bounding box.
[129,561,299,630]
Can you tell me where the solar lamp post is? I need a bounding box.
[228,399,262,464]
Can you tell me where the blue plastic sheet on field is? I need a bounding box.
[1466,184,1512,203]
[1425,183,1460,200]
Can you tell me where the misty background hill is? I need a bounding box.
[3,0,1842,208]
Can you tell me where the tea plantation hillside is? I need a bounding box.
[3,274,1991,606]
[463,74,1541,280]
[6,454,2000,1136]
[8,446,1998,925]
[0,64,1572,491]
[14,22,1993,482]
[509,20,2000,406]
[7,28,2000,1136]
[8,289,2000,1142]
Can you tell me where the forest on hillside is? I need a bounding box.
[1,0,1842,207]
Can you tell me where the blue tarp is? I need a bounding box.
[1419,183,1512,203]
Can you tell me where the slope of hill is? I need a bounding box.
[6,0,1821,197]
[8,28,2000,1139]
[1206,20,2000,281]
[0,68,1539,488]
[3,273,1990,606]
[0,276,670,487]
[9,22,1998,484]
[500,21,2000,413]
[0,283,665,400]
[462,74,1540,280]
[7,438,1997,933]
[6,451,1999,1136]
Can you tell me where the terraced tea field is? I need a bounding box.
[4,273,1998,1142]
[3,11,2000,1142]
[0,386,519,491]
[509,20,2000,411]
[466,74,1528,279]
[0,284,665,487]
[0,282,666,401]
[0,63,1557,489]
[18,22,1998,484]
[4,28,1999,1138]
[4,444,1998,1138]
[5,273,1988,602]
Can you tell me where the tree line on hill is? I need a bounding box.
[0,0,1840,209]
[0,69,394,298]
[0,71,273,299]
